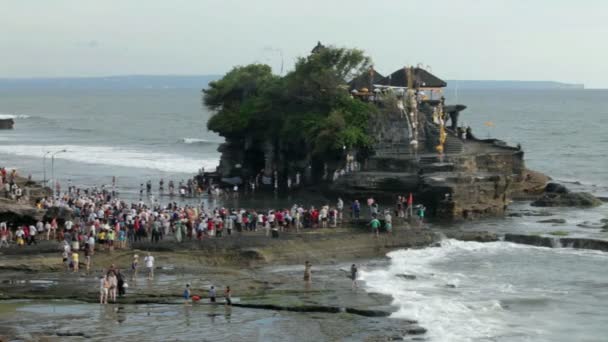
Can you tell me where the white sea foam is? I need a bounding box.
[360,240,532,342]
[360,239,608,341]
[0,144,219,173]
[179,137,223,145]
[0,114,31,120]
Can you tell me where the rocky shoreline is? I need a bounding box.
[0,168,605,340]
[0,228,440,340]
[3,222,608,341]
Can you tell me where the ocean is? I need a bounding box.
[0,88,222,199]
[1,87,607,341]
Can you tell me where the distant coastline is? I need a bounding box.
[446,80,584,90]
[0,75,584,90]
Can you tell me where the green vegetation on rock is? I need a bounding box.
[203,46,377,159]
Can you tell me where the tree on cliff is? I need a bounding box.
[203,45,377,177]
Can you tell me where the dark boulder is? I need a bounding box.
[345,308,391,317]
[560,238,608,252]
[544,182,569,194]
[443,230,499,242]
[531,192,602,208]
[537,218,566,224]
[404,326,427,335]
[504,234,554,248]
[0,118,14,129]
[397,274,417,280]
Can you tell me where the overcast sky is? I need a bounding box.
[2,0,606,87]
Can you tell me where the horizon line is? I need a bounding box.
[0,74,588,87]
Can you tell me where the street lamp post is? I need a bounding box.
[51,149,67,196]
[42,151,51,185]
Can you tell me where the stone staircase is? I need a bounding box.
[443,134,464,154]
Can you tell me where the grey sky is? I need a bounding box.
[2,0,606,87]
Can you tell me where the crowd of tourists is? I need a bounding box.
[1,181,427,251]
[0,167,31,202]
[0,168,429,309]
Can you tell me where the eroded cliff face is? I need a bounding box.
[425,153,524,220]
[329,149,533,220]
[326,102,544,221]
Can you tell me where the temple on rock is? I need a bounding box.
[206,43,542,221]
[333,63,529,220]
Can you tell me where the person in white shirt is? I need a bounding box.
[28,225,37,245]
[36,221,44,237]
[337,198,344,223]
[87,235,95,255]
[144,253,155,279]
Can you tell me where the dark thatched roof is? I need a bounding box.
[348,67,385,91]
[376,67,447,88]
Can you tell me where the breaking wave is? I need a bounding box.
[178,137,223,145]
[0,144,219,173]
[0,114,31,120]
[359,239,608,341]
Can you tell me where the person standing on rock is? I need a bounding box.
[417,205,426,228]
[367,197,375,218]
[352,200,361,220]
[117,269,126,297]
[144,253,155,279]
[224,286,232,306]
[100,274,109,305]
[384,210,393,235]
[303,261,312,283]
[15,226,25,247]
[337,198,344,223]
[131,254,139,279]
[350,264,358,289]
[36,220,44,240]
[72,250,79,272]
[84,242,91,272]
[183,283,191,305]
[27,225,37,245]
[209,286,217,303]
[107,270,118,302]
[0,224,10,247]
[369,216,381,238]
[61,241,71,270]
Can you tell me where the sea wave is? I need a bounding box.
[0,144,219,173]
[359,239,608,341]
[178,137,223,145]
[0,114,31,120]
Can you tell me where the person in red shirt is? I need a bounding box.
[207,218,215,237]
[216,219,224,237]
[311,209,319,228]
[275,211,284,231]
[242,214,249,231]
